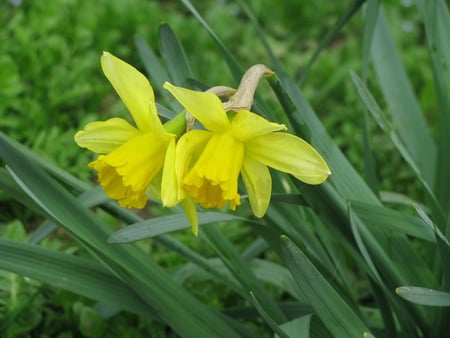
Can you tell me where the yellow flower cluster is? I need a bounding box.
[75,52,331,235]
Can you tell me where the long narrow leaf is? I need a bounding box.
[0,238,154,316]
[371,9,435,185]
[249,291,289,338]
[108,212,250,243]
[135,36,170,91]
[299,0,366,85]
[202,225,287,324]
[280,236,372,337]
[0,132,241,338]
[396,287,450,306]
[416,0,450,212]
[158,23,193,86]
[351,201,435,242]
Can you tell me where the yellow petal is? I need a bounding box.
[230,110,287,142]
[74,118,140,154]
[89,132,170,208]
[161,138,180,207]
[183,132,243,210]
[241,156,272,218]
[101,52,156,133]
[181,197,199,236]
[175,130,211,191]
[163,82,229,132]
[246,133,331,184]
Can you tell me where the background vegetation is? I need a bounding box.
[0,0,446,337]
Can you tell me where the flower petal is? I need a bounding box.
[89,132,170,208]
[101,52,156,132]
[230,110,287,141]
[181,196,199,236]
[241,156,272,218]
[175,130,211,189]
[161,138,180,207]
[163,82,229,132]
[182,132,243,210]
[74,117,140,154]
[246,133,331,184]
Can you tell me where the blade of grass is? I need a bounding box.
[371,9,436,186]
[108,212,251,243]
[249,291,289,338]
[280,235,372,338]
[361,0,381,194]
[0,132,241,338]
[0,238,154,316]
[158,23,193,86]
[416,0,450,213]
[179,0,242,80]
[202,225,287,324]
[350,71,445,224]
[362,0,380,79]
[135,35,170,91]
[277,315,312,338]
[0,168,47,217]
[351,200,436,242]
[299,0,366,86]
[396,287,450,306]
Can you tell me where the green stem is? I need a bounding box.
[163,111,187,138]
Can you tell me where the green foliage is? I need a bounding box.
[1,0,449,337]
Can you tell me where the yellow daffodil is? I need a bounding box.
[75,52,176,209]
[164,82,331,218]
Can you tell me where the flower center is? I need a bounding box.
[182,132,244,210]
[89,133,169,208]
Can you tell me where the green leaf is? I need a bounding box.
[362,0,380,79]
[0,238,154,316]
[280,236,372,338]
[276,315,312,338]
[360,0,381,193]
[0,132,241,338]
[299,0,366,85]
[158,23,193,86]
[396,287,450,306]
[248,291,289,338]
[202,225,287,324]
[350,70,444,221]
[413,204,450,246]
[0,168,46,217]
[416,0,450,212]
[350,201,435,242]
[135,35,170,91]
[108,212,249,243]
[371,9,435,185]
[179,0,243,80]
[250,259,304,301]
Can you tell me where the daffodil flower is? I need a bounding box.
[75,52,177,209]
[164,82,331,218]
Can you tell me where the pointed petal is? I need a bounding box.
[163,82,229,132]
[74,118,140,154]
[101,52,156,132]
[181,197,199,236]
[230,110,287,141]
[241,156,272,218]
[161,138,180,207]
[246,133,331,184]
[89,132,170,209]
[175,130,211,187]
[182,132,243,210]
